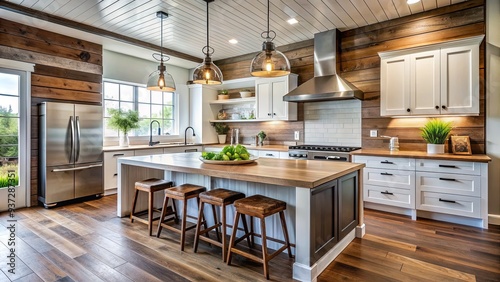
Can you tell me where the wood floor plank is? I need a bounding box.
[74,253,133,282]
[2,195,498,282]
[387,252,477,281]
[11,272,43,282]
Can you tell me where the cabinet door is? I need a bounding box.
[104,150,134,191]
[410,50,441,115]
[440,44,479,115]
[338,171,358,240]
[256,81,271,119]
[271,79,287,119]
[133,148,164,156]
[380,55,411,116]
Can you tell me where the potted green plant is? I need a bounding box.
[420,119,453,154]
[107,108,140,147]
[218,89,229,100]
[213,123,230,144]
[257,130,266,146]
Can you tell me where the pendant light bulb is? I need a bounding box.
[192,0,223,85]
[147,11,176,92]
[250,0,290,77]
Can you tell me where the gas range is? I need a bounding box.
[288,145,361,162]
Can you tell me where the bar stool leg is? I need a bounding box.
[240,214,252,248]
[221,204,227,262]
[250,216,255,247]
[156,196,170,238]
[193,200,205,253]
[226,211,240,265]
[212,204,220,242]
[148,191,154,236]
[180,198,188,251]
[197,197,209,239]
[130,189,139,223]
[279,211,293,258]
[260,217,269,280]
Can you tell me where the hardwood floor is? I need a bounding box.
[0,195,499,281]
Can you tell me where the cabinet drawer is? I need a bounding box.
[104,151,134,190]
[258,150,280,158]
[416,159,480,175]
[364,168,415,190]
[364,184,414,208]
[417,191,480,218]
[416,172,480,197]
[354,156,415,171]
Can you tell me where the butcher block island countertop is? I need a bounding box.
[118,152,364,188]
[117,152,365,282]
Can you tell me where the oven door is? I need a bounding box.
[308,152,349,162]
[288,150,308,160]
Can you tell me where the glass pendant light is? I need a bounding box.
[192,0,223,85]
[147,11,176,92]
[250,0,291,77]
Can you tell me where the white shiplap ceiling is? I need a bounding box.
[2,0,467,68]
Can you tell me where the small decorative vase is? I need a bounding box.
[427,143,444,154]
[218,134,226,144]
[218,95,229,100]
[258,137,264,146]
[119,133,129,147]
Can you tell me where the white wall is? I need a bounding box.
[304,100,362,147]
[486,0,500,224]
[102,50,191,138]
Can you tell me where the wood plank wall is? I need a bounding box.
[0,18,103,206]
[215,0,486,153]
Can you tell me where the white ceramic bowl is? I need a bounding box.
[240,91,253,98]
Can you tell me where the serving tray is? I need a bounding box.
[199,156,257,165]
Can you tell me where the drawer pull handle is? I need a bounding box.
[113,153,125,157]
[381,172,393,176]
[266,153,274,156]
[438,164,457,168]
[113,173,118,176]
[439,177,456,181]
[381,160,394,164]
[439,198,456,204]
[381,191,394,195]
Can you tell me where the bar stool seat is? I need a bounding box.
[227,194,293,280]
[157,183,207,251]
[193,188,249,261]
[130,178,173,236]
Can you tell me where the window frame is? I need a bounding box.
[102,79,180,143]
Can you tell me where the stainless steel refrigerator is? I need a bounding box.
[38,102,103,207]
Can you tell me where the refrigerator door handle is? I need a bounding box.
[52,163,102,172]
[75,116,81,162]
[70,116,75,163]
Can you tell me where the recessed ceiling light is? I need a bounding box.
[229,39,238,44]
[407,0,420,4]
[287,18,298,25]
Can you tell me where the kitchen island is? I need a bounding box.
[117,152,365,281]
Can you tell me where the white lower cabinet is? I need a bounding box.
[103,150,134,195]
[353,155,489,228]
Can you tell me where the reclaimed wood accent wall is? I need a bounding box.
[342,0,485,153]
[0,18,103,206]
[215,0,486,152]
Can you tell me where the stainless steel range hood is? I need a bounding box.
[283,29,364,102]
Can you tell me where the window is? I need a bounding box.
[0,72,19,189]
[103,80,176,137]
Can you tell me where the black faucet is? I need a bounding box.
[184,126,196,145]
[149,120,161,146]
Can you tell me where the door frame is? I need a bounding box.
[0,59,34,211]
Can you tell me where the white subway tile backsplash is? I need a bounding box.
[304,100,361,146]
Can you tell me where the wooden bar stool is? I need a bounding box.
[227,194,293,280]
[157,183,207,251]
[193,188,250,262]
[130,178,173,236]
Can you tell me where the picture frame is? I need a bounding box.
[451,136,472,155]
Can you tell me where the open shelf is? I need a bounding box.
[210,97,256,105]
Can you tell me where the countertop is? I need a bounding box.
[103,143,202,152]
[118,152,365,188]
[204,144,289,152]
[351,149,491,163]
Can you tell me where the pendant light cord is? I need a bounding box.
[160,13,164,58]
[267,0,270,33]
[206,0,209,51]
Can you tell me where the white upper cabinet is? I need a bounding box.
[379,35,483,117]
[255,74,298,121]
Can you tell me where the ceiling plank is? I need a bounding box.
[0,1,201,63]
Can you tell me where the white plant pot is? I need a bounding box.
[427,143,444,154]
[119,133,129,147]
[218,134,227,144]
